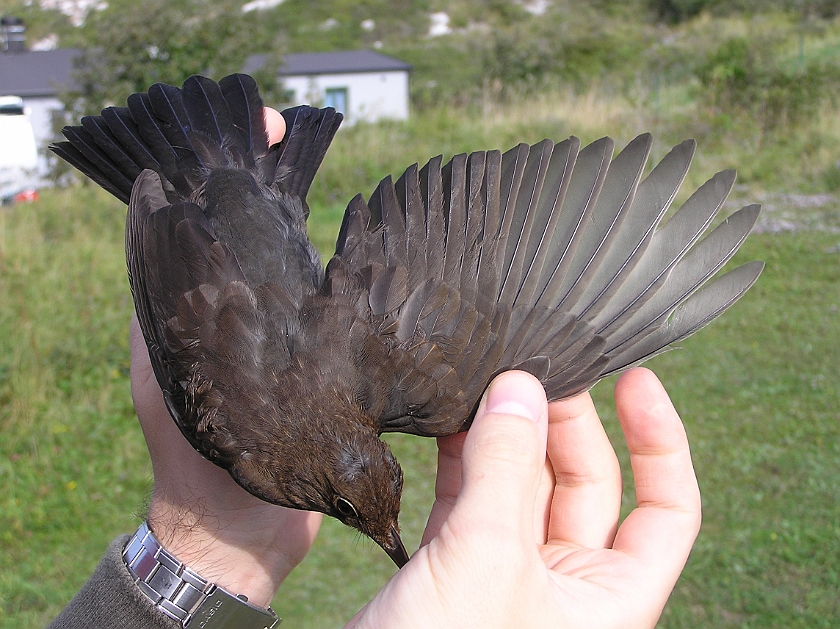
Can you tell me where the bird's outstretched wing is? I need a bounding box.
[330,136,763,436]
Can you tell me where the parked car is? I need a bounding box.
[0,95,39,204]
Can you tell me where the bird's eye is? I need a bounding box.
[335,497,358,519]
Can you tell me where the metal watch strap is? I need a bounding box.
[123,521,280,628]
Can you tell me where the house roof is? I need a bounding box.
[244,50,412,77]
[0,48,80,98]
[0,48,409,99]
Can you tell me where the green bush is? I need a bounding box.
[478,5,652,96]
[697,36,840,136]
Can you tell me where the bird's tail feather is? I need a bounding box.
[51,124,136,202]
[275,105,343,215]
[51,74,341,209]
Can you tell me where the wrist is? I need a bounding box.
[147,493,321,608]
[148,501,306,607]
[124,521,280,628]
[145,513,278,609]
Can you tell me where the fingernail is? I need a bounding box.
[484,374,543,422]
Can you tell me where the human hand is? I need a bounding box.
[346,368,701,629]
[130,108,316,609]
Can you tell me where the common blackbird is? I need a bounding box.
[52,73,763,568]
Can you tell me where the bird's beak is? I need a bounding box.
[382,525,409,568]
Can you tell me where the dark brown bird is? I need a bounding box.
[51,74,762,568]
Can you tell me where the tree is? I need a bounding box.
[64,0,258,117]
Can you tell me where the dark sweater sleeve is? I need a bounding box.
[48,535,180,629]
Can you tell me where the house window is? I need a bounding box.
[324,87,348,115]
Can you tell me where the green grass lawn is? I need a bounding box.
[1,111,839,627]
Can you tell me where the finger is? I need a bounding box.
[131,312,239,504]
[545,391,622,549]
[419,431,467,546]
[453,371,548,541]
[423,406,554,547]
[129,312,152,380]
[422,371,551,545]
[129,313,168,428]
[611,368,701,584]
[264,107,286,145]
[130,314,219,482]
[533,456,555,545]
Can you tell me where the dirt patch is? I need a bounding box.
[726,191,840,234]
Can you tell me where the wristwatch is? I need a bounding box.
[122,521,280,628]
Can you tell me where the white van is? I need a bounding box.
[0,95,40,204]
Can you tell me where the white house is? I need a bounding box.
[0,48,76,150]
[245,50,412,125]
[0,23,413,190]
[1,18,79,188]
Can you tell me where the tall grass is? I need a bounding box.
[309,78,840,226]
[0,189,150,628]
[2,81,839,627]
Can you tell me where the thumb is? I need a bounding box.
[264,107,286,144]
[457,371,548,538]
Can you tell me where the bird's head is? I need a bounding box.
[230,423,409,567]
[322,431,409,567]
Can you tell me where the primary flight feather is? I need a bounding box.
[52,73,762,567]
